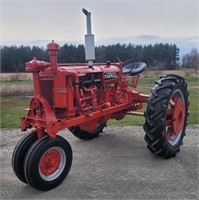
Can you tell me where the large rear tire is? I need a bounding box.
[68,123,106,140]
[24,135,72,191]
[143,75,189,158]
[12,131,38,183]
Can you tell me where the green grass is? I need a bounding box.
[183,76,198,124]
[0,80,32,85]
[0,76,198,128]
[1,96,30,128]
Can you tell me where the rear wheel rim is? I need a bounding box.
[39,147,66,181]
[166,89,185,146]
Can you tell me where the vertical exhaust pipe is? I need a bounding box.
[82,8,95,67]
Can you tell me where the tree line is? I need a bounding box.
[0,43,189,73]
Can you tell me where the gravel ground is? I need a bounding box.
[0,125,198,200]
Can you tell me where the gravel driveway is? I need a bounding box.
[1,125,198,199]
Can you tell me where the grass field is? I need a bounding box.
[0,76,198,128]
[0,80,33,95]
[1,96,30,128]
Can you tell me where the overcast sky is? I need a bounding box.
[1,0,198,57]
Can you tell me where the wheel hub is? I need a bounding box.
[172,99,185,135]
[166,90,186,145]
[40,149,61,176]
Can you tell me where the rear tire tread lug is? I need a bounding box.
[143,75,189,158]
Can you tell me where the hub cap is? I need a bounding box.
[166,89,185,146]
[39,147,66,181]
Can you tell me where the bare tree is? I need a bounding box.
[182,48,199,69]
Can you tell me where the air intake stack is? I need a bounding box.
[82,8,95,67]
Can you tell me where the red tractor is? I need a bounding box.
[12,9,189,191]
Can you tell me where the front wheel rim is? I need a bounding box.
[166,89,186,146]
[39,147,66,181]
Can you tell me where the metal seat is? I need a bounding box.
[122,62,147,76]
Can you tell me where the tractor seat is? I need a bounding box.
[122,62,147,76]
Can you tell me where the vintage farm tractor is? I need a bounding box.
[12,9,189,191]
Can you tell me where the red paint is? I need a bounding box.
[40,149,61,176]
[21,41,149,138]
[172,99,185,135]
[166,92,185,141]
[47,40,60,71]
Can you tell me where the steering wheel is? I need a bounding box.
[113,51,133,64]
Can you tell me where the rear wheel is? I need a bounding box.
[143,75,189,158]
[69,123,106,140]
[12,131,38,183]
[24,135,72,191]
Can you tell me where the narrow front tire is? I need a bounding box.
[12,131,38,183]
[24,135,72,191]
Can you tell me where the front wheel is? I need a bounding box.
[12,131,38,183]
[24,135,72,191]
[143,75,189,158]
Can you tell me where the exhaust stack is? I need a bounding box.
[82,8,95,67]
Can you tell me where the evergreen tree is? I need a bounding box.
[1,43,182,72]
